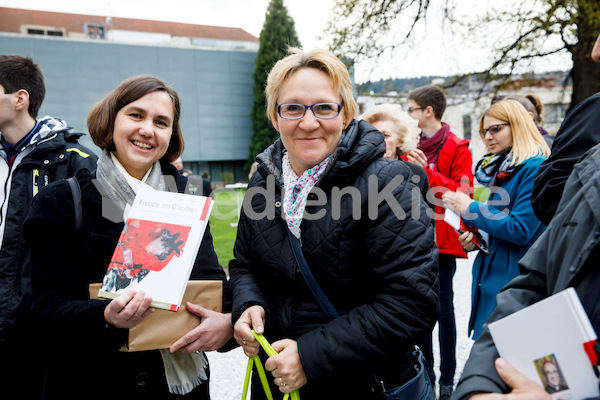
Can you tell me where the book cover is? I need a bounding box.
[444,208,489,254]
[98,188,213,312]
[489,288,599,400]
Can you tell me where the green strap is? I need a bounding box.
[242,331,300,400]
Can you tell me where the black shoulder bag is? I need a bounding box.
[286,229,434,400]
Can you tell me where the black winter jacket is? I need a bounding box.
[229,120,439,399]
[453,143,600,399]
[532,92,600,225]
[0,124,97,343]
[23,162,228,400]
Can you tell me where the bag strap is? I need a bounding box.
[242,331,300,400]
[286,229,339,320]
[66,177,82,233]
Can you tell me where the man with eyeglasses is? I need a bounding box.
[405,85,474,400]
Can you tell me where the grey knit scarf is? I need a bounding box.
[94,149,207,394]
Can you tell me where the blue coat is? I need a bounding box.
[464,155,547,339]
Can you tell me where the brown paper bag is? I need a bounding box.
[89,280,223,352]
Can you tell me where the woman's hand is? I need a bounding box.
[442,191,474,216]
[234,305,265,357]
[405,148,428,169]
[169,304,233,353]
[458,230,476,251]
[103,289,154,329]
[468,358,551,400]
[265,339,307,394]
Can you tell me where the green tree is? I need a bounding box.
[246,0,301,171]
[325,0,600,109]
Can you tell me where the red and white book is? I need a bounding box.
[98,188,213,312]
[444,208,489,254]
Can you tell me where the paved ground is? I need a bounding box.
[207,252,477,399]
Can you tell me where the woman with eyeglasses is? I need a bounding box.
[442,99,550,339]
[229,48,438,399]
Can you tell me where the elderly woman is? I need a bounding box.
[23,76,232,399]
[360,103,420,159]
[360,103,432,211]
[229,48,438,399]
[442,99,550,340]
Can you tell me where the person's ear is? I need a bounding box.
[14,89,29,112]
[425,105,434,118]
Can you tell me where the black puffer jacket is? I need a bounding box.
[229,120,439,399]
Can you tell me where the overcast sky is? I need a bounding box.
[1,0,573,82]
[0,1,332,50]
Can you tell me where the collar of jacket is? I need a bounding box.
[255,119,386,191]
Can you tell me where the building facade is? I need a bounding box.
[0,7,258,183]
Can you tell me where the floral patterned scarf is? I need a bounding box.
[282,152,330,240]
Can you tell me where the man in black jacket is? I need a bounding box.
[0,54,97,396]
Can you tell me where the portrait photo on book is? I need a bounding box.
[534,354,571,399]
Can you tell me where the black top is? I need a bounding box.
[23,162,228,400]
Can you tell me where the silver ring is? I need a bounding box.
[280,377,286,387]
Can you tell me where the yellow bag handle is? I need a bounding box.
[242,330,300,400]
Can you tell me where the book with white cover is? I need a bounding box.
[489,288,599,400]
[98,188,213,312]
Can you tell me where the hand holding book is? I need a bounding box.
[442,191,490,254]
[469,358,553,400]
[103,289,154,329]
[444,208,490,254]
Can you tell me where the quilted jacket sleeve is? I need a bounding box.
[296,161,439,384]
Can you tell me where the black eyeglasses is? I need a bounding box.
[277,103,342,120]
[407,107,425,114]
[479,123,510,136]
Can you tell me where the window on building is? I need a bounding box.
[462,114,472,141]
[23,25,65,37]
[84,23,105,39]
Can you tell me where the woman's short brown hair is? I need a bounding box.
[88,75,184,162]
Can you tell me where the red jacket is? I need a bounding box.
[425,132,473,258]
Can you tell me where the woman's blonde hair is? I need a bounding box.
[480,99,550,165]
[265,47,357,129]
[360,103,420,157]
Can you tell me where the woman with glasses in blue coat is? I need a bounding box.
[442,99,550,340]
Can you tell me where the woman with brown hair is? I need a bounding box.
[23,75,232,399]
